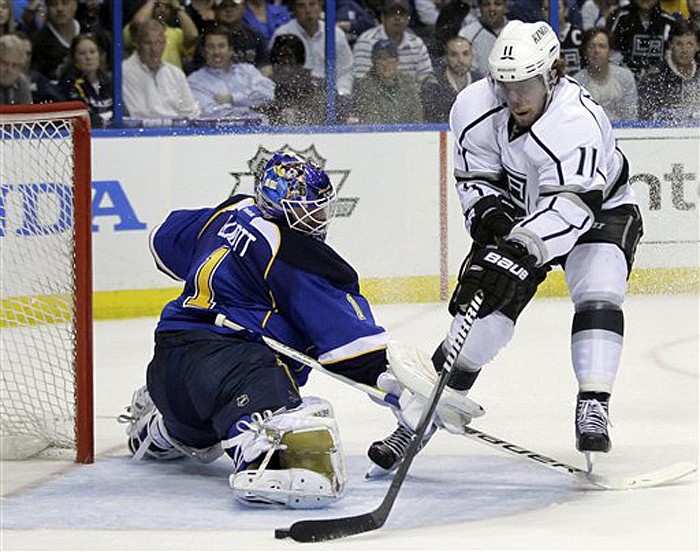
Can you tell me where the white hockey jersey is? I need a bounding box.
[449,76,638,266]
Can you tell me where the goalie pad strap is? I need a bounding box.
[226,397,346,509]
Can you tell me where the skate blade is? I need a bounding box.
[364,462,394,480]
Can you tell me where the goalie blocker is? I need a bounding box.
[380,341,485,433]
[366,341,485,476]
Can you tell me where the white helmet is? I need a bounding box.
[488,20,560,84]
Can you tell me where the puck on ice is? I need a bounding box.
[275,528,290,539]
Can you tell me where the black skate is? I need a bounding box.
[365,423,436,478]
[575,391,611,455]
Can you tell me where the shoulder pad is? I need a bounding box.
[277,225,358,287]
[213,193,253,212]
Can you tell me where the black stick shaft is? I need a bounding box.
[277,290,484,543]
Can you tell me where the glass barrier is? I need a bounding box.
[6,0,698,131]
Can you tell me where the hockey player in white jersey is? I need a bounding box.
[369,20,643,473]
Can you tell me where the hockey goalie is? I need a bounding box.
[118,149,482,508]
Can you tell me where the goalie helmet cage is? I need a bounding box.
[1,101,94,464]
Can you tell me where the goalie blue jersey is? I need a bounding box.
[149,194,389,386]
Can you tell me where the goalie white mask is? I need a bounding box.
[255,150,337,241]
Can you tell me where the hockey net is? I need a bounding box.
[1,102,94,463]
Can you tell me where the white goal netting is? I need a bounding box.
[1,109,92,461]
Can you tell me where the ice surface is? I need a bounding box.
[1,455,578,531]
[1,295,697,550]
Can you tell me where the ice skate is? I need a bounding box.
[575,392,611,471]
[365,422,436,478]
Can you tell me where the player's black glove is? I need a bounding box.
[469,195,517,246]
[450,241,537,318]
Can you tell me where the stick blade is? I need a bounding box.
[586,462,697,490]
[275,512,381,543]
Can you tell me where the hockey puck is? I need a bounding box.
[275,528,290,539]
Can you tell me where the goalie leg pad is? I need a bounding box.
[279,427,337,483]
[230,468,337,509]
[118,386,185,461]
[226,396,346,509]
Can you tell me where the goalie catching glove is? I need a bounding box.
[375,341,485,435]
[451,241,537,318]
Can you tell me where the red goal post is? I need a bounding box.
[1,101,94,463]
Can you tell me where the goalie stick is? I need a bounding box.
[273,290,485,543]
[214,313,485,418]
[215,309,696,513]
[213,314,400,409]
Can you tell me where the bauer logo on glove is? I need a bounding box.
[482,250,530,281]
[452,241,537,317]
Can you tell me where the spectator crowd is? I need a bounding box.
[1,0,698,125]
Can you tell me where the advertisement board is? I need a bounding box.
[80,127,699,316]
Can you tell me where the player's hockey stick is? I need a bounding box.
[215,310,696,495]
[460,426,697,491]
[273,290,485,543]
[213,314,401,409]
